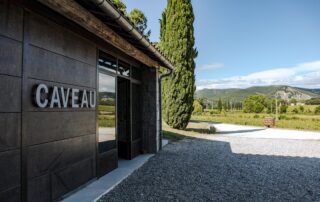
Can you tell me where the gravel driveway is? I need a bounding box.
[99,134,320,201]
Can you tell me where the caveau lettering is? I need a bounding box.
[34,84,96,108]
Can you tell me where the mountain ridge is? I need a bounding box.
[196,85,320,102]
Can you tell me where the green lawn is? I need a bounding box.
[192,112,320,131]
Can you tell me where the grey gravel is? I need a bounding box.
[98,136,320,202]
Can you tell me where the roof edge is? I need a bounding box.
[90,0,174,70]
[37,0,163,68]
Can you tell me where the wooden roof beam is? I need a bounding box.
[37,0,161,68]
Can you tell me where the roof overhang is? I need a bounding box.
[36,0,174,70]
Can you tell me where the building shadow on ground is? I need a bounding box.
[216,128,266,134]
[184,128,213,134]
[190,120,224,124]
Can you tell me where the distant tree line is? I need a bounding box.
[193,95,320,116]
[243,95,288,114]
[193,98,243,113]
[306,98,320,105]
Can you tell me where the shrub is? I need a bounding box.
[291,116,299,120]
[292,108,299,114]
[279,115,288,120]
[299,106,304,113]
[253,114,259,118]
[192,100,203,115]
[221,109,227,116]
[208,125,217,134]
[315,106,320,115]
[280,105,288,113]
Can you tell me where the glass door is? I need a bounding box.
[97,50,143,176]
[97,72,117,176]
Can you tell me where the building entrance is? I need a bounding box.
[117,77,131,159]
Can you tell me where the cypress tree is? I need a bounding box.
[217,99,223,112]
[160,0,197,129]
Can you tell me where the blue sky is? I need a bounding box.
[123,0,320,89]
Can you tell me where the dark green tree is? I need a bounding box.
[227,100,231,111]
[160,0,197,129]
[243,95,266,113]
[217,99,223,112]
[111,0,151,37]
[290,99,297,105]
[280,104,288,113]
[306,98,320,105]
[265,97,276,113]
[128,9,151,37]
[110,0,127,14]
[192,99,203,115]
[299,106,305,113]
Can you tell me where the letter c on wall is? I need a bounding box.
[35,84,49,108]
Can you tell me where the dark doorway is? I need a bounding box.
[131,82,142,158]
[117,77,131,159]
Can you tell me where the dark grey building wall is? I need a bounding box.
[141,68,158,153]
[0,1,23,201]
[0,1,160,201]
[22,11,97,202]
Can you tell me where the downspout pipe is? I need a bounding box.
[158,66,173,150]
[90,0,175,70]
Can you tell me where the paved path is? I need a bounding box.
[99,128,320,201]
[213,123,320,140]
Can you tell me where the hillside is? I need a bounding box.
[196,85,320,102]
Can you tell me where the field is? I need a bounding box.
[192,106,320,131]
[287,105,319,114]
[98,105,115,127]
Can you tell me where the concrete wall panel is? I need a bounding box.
[0,113,20,152]
[26,45,95,88]
[0,0,23,41]
[28,13,96,66]
[27,135,95,179]
[0,186,20,202]
[0,36,22,76]
[0,75,21,112]
[0,150,20,193]
[23,111,95,145]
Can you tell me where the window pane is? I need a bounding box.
[118,60,130,77]
[98,52,117,73]
[132,66,141,81]
[98,73,116,152]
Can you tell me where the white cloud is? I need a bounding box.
[196,60,320,90]
[198,63,224,71]
[293,61,320,72]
